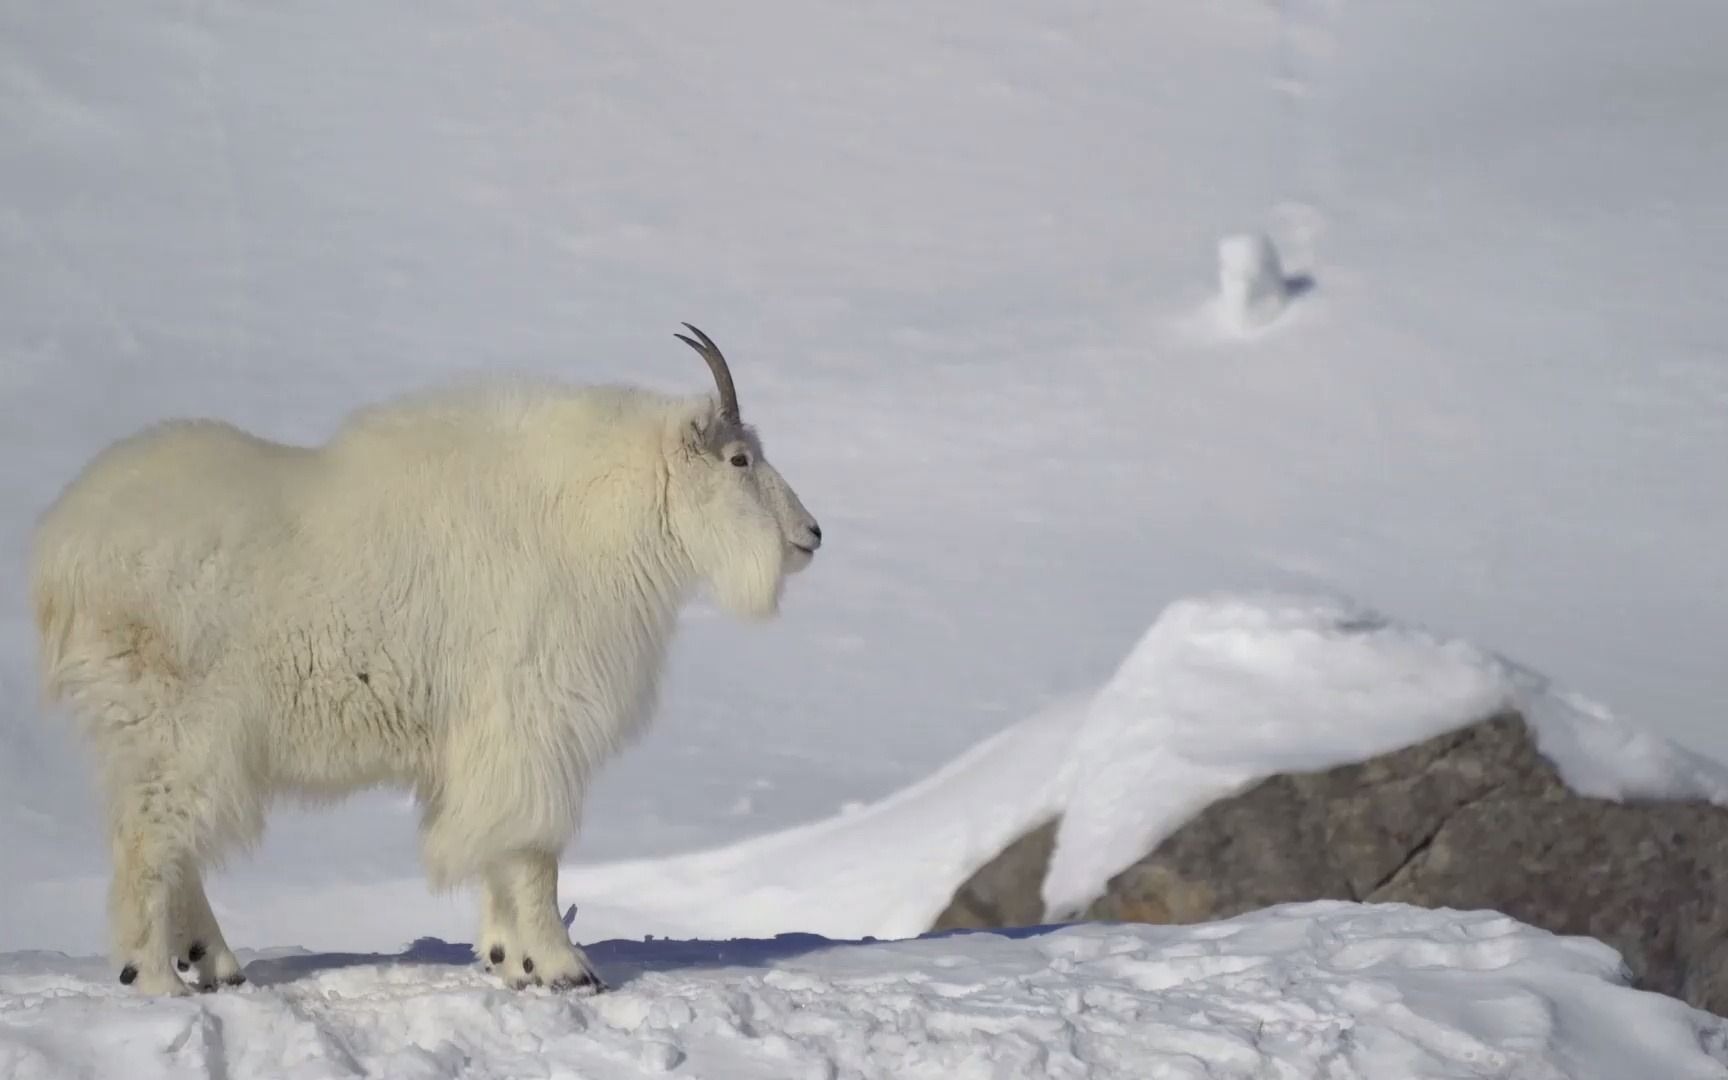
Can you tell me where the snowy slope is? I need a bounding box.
[3,0,1726,964]
[6,904,1728,1080]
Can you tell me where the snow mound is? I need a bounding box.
[1216,232,1295,331]
[550,593,1728,944]
[1044,592,1728,914]
[4,903,1724,1080]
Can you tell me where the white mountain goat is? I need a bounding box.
[31,325,822,996]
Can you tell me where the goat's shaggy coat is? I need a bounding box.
[32,378,821,995]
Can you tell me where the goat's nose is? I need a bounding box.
[807,522,823,548]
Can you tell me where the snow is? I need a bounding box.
[1045,594,1728,917]
[5,904,1727,1080]
[1215,233,1296,332]
[14,596,1722,1077]
[3,0,1728,948]
[3,0,1727,1073]
[552,593,1728,943]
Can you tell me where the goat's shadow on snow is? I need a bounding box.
[241,924,1076,991]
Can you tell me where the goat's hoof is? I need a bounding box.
[120,965,192,996]
[197,980,218,994]
[507,975,544,991]
[222,973,247,988]
[549,972,606,994]
[175,941,207,975]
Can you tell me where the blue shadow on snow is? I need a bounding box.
[242,923,1078,991]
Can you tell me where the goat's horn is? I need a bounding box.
[674,322,740,424]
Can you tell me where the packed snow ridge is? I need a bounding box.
[5,904,1727,1079]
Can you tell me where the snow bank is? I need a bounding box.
[551,593,1728,943]
[4,903,1725,1080]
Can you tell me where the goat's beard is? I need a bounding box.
[704,540,786,620]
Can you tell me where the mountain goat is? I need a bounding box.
[31,325,822,996]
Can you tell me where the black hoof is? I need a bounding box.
[488,945,505,965]
[549,972,606,994]
[521,956,535,975]
[177,959,191,973]
[119,965,138,986]
[508,976,544,991]
[187,942,206,964]
[197,981,218,994]
[222,973,247,987]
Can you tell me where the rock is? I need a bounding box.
[1085,713,1562,922]
[1368,788,1728,1012]
[934,713,1728,1015]
[932,819,1057,932]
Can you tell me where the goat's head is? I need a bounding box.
[665,324,821,619]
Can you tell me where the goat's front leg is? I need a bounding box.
[480,849,605,993]
[171,861,246,991]
[476,863,516,977]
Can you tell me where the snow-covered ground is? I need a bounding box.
[7,904,1728,1080]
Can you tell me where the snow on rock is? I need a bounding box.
[1043,593,1728,916]
[1045,594,1511,915]
[552,593,1728,945]
[4,903,1726,1080]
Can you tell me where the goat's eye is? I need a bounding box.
[729,453,750,468]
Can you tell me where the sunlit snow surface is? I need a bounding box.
[5,904,1727,1080]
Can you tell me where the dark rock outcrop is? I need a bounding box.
[931,819,1057,932]
[933,713,1728,1014]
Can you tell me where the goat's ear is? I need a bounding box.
[680,412,718,457]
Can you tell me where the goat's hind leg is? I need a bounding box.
[172,862,245,991]
[107,776,194,995]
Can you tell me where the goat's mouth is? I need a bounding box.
[790,543,816,556]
